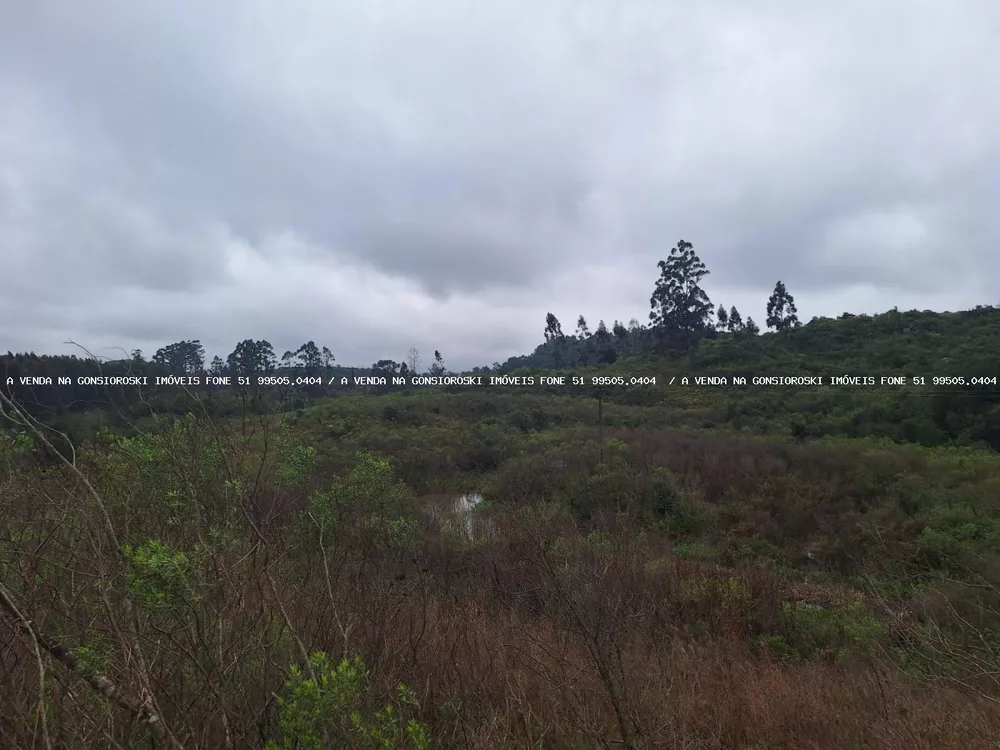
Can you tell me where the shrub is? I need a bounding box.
[776,602,886,663]
[657,493,719,537]
[124,539,197,612]
[267,653,430,750]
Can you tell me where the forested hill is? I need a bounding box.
[499,305,1000,452]
[670,305,999,377]
[686,306,1000,451]
[500,305,1000,377]
[2,304,998,398]
[2,304,998,451]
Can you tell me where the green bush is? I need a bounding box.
[675,541,718,561]
[755,634,798,663]
[776,602,886,663]
[650,466,685,516]
[917,504,1000,570]
[308,451,416,540]
[267,653,430,750]
[732,538,784,564]
[565,465,632,517]
[124,539,197,612]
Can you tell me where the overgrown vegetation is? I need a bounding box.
[1,304,999,748]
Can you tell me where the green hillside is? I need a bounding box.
[2,305,1000,748]
[502,305,1000,451]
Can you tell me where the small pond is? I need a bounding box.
[422,492,492,541]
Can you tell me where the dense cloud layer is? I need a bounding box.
[2,1,998,368]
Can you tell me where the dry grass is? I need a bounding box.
[1,398,998,748]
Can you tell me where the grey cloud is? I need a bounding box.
[1,0,999,368]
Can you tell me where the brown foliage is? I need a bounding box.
[1,396,998,748]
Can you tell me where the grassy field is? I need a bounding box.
[2,377,999,749]
[1,309,999,748]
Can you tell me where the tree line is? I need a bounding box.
[1,239,802,387]
[518,240,800,370]
[0,337,460,421]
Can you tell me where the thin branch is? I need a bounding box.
[0,581,174,745]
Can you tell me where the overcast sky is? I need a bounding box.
[2,1,998,370]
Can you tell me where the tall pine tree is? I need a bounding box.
[649,240,713,348]
[544,313,564,342]
[766,281,800,331]
[716,304,729,331]
[727,306,743,333]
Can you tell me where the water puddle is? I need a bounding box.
[423,492,491,541]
